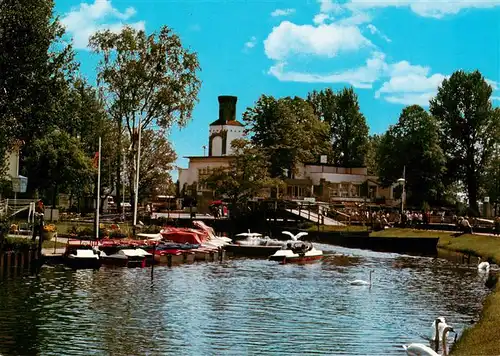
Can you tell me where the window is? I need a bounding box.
[329,184,339,197]
[350,184,361,197]
[339,184,349,197]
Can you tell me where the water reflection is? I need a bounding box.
[0,244,491,355]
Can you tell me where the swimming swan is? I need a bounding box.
[350,270,374,286]
[478,257,490,272]
[404,323,456,356]
[282,231,309,241]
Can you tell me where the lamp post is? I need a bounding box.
[397,177,406,216]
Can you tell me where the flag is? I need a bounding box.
[92,152,99,168]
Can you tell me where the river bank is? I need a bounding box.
[372,228,500,355]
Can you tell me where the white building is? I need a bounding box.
[178,95,245,196]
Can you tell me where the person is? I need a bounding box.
[35,199,45,214]
[494,216,500,236]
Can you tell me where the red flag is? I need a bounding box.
[92,152,99,168]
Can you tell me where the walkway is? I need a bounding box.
[285,208,345,226]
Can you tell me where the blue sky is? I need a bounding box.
[55,0,500,179]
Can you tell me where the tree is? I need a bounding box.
[430,70,500,215]
[23,130,94,210]
[0,0,77,145]
[56,79,117,208]
[483,146,500,215]
[123,129,177,202]
[89,26,201,209]
[377,105,446,206]
[202,139,280,207]
[308,87,369,167]
[243,95,330,177]
[365,134,382,175]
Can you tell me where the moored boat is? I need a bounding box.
[63,244,102,269]
[100,247,152,267]
[269,232,323,264]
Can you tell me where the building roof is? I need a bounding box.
[209,119,244,127]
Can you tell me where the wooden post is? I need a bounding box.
[167,254,172,267]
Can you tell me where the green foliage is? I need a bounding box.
[1,236,36,252]
[89,25,201,143]
[377,105,445,205]
[0,0,77,145]
[23,130,94,199]
[430,70,500,214]
[124,129,177,202]
[308,87,369,167]
[365,134,382,175]
[202,139,282,205]
[243,95,330,177]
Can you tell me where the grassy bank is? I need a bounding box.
[370,228,500,355]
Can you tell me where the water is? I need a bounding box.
[0,244,491,356]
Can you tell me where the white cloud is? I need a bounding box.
[61,0,145,49]
[264,21,372,61]
[384,92,437,106]
[366,24,392,42]
[346,0,500,18]
[318,0,343,14]
[313,13,331,25]
[271,8,296,17]
[244,36,257,49]
[486,79,499,90]
[268,52,388,89]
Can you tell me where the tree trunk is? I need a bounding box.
[466,172,479,216]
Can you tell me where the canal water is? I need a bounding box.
[0,244,492,356]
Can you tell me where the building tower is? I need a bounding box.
[208,96,244,156]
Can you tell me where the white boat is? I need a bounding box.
[100,247,152,267]
[269,232,323,264]
[63,245,102,269]
[234,232,284,247]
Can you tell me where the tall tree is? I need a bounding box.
[377,105,446,206]
[243,95,330,177]
[308,87,369,167]
[430,70,500,215]
[89,25,201,208]
[0,0,76,146]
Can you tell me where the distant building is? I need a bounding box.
[281,163,396,207]
[177,95,398,212]
[178,95,245,212]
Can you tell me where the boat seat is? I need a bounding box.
[76,250,97,258]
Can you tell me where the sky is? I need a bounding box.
[55,0,500,180]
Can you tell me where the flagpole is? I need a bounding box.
[96,137,102,240]
[133,122,142,236]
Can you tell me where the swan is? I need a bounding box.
[282,231,309,241]
[431,317,446,344]
[403,325,455,356]
[350,270,374,286]
[478,257,490,272]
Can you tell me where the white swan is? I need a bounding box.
[403,325,455,356]
[350,270,374,286]
[478,257,490,272]
[431,317,446,343]
[282,231,309,241]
